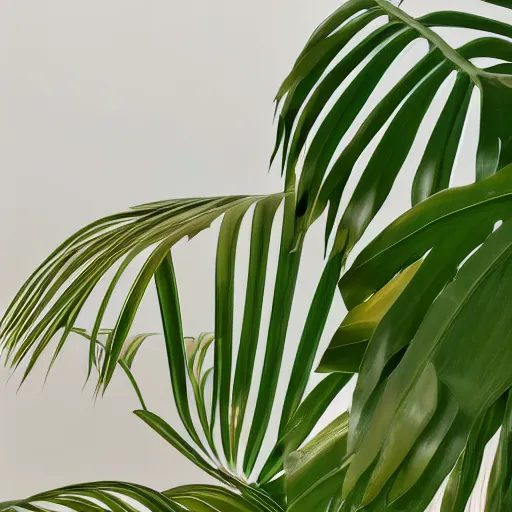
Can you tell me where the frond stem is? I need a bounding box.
[375,0,483,87]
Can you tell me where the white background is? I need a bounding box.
[1,1,511,509]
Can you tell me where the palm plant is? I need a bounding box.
[3,0,512,510]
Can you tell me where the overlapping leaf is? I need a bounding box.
[0,481,271,512]
[273,0,512,258]
[284,412,351,512]
[165,485,274,511]
[0,481,183,512]
[0,195,263,384]
[333,166,512,510]
[0,189,351,504]
[318,260,421,374]
[6,2,512,511]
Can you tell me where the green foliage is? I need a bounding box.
[3,2,512,511]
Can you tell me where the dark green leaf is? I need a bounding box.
[243,194,303,476]
[486,390,512,511]
[212,201,254,466]
[318,260,421,374]
[343,214,512,507]
[411,72,473,205]
[155,253,204,450]
[259,373,353,484]
[285,412,350,512]
[441,397,505,512]
[231,196,283,464]
[280,252,344,432]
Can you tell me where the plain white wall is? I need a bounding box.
[1,0,511,509]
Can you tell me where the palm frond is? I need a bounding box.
[0,481,183,512]
[272,0,512,258]
[0,189,351,504]
[0,195,263,384]
[0,481,275,512]
[7,2,512,511]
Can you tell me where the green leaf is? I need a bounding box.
[341,163,512,310]
[134,410,225,483]
[359,363,439,506]
[318,260,421,374]
[483,0,512,8]
[477,65,512,180]
[243,194,303,476]
[259,373,353,484]
[155,253,205,450]
[165,485,271,512]
[341,167,512,451]
[285,412,350,512]
[347,226,493,451]
[279,252,344,432]
[329,58,454,255]
[0,481,184,512]
[343,213,512,508]
[212,201,254,466]
[274,0,512,254]
[231,195,283,464]
[277,8,382,102]
[411,72,473,205]
[441,397,505,512]
[0,195,267,384]
[0,502,18,511]
[324,39,512,256]
[388,382,460,504]
[72,327,151,410]
[486,391,512,511]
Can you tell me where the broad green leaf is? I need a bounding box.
[341,167,512,449]
[341,163,512,310]
[388,382,460,504]
[343,214,512,508]
[318,260,421,374]
[347,225,492,450]
[285,412,350,512]
[359,363,439,506]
